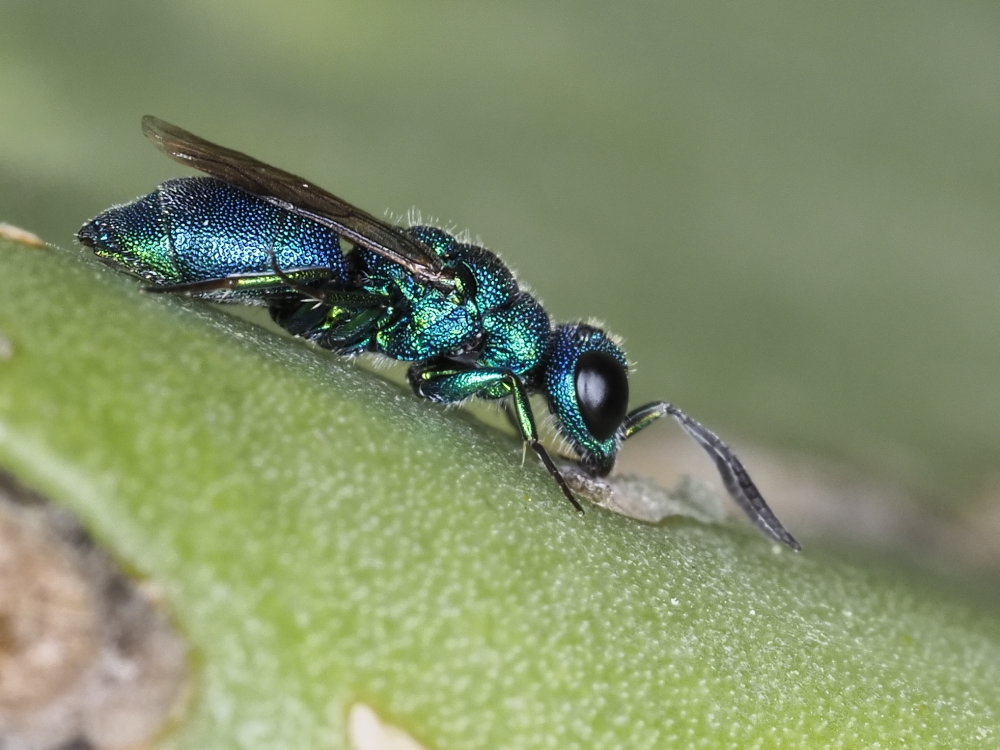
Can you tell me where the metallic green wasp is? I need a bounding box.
[78,116,799,549]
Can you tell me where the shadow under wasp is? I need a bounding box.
[78,116,799,550]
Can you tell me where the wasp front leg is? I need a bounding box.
[409,363,583,512]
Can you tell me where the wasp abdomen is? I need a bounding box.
[78,177,350,299]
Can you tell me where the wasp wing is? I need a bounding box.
[141,115,452,290]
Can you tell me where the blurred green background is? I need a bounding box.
[2,2,998,583]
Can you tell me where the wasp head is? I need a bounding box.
[543,323,629,476]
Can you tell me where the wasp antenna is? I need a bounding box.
[664,404,800,550]
[622,401,800,550]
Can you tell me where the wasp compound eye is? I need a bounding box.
[575,351,629,441]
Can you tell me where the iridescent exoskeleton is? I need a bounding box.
[78,116,799,549]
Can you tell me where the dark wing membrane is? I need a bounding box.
[141,115,452,289]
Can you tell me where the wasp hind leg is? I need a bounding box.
[144,266,337,301]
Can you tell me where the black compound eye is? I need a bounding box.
[574,351,629,441]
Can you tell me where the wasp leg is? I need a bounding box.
[622,401,800,550]
[269,290,387,354]
[144,267,337,299]
[410,364,584,513]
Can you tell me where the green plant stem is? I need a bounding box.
[0,236,997,749]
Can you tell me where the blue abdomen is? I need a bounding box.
[78,177,349,298]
